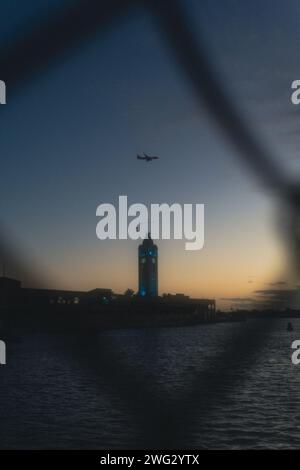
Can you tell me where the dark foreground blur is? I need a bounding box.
[1,318,299,449]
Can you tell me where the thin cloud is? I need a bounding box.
[221,297,254,302]
[269,281,287,286]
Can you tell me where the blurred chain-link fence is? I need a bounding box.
[1,0,299,448]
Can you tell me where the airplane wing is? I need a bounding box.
[144,153,159,160]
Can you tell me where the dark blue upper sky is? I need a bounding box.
[0,0,299,306]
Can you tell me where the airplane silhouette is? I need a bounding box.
[137,153,159,162]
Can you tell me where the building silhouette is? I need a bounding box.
[0,236,218,325]
[138,233,158,297]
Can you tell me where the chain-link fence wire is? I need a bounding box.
[0,0,299,448]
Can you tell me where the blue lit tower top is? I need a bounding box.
[138,233,158,297]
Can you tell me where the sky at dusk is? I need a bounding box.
[1,0,300,309]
